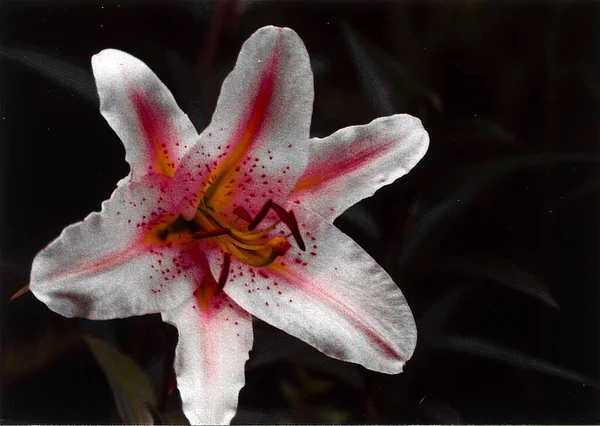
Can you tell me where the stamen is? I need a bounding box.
[230,220,280,240]
[233,206,253,223]
[191,228,231,239]
[268,237,292,256]
[214,252,231,296]
[226,241,278,267]
[287,210,306,251]
[271,203,306,251]
[248,199,273,231]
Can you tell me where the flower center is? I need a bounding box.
[145,199,303,269]
[193,199,292,268]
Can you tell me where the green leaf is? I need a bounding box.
[161,408,189,425]
[342,21,394,116]
[437,334,600,389]
[454,117,529,150]
[248,320,365,391]
[84,335,157,425]
[438,255,559,309]
[345,20,441,112]
[418,285,471,334]
[296,368,336,394]
[337,203,382,242]
[399,153,599,273]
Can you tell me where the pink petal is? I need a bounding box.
[92,49,199,180]
[162,293,253,425]
[30,175,201,319]
[219,204,416,374]
[292,114,429,220]
[176,26,313,221]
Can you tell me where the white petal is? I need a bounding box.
[30,176,200,319]
[175,26,313,220]
[293,114,429,220]
[92,49,199,179]
[163,294,253,425]
[220,204,416,374]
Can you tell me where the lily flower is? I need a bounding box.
[30,26,429,424]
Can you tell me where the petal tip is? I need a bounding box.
[250,25,302,44]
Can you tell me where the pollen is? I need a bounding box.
[268,237,291,256]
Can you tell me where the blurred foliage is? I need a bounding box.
[2,0,599,424]
[85,336,157,424]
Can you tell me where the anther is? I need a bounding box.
[233,206,253,223]
[268,237,292,256]
[214,252,231,296]
[191,228,231,239]
[287,210,306,251]
[248,199,273,231]
[271,203,306,251]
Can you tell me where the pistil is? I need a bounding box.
[214,252,231,296]
[191,228,232,239]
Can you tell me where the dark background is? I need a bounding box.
[1,0,599,424]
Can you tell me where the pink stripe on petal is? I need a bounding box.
[163,294,253,425]
[296,136,391,193]
[129,90,178,177]
[92,49,198,182]
[30,176,199,320]
[41,242,144,284]
[293,114,429,221]
[219,204,416,374]
[175,27,313,221]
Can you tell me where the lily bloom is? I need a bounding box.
[30,26,429,424]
